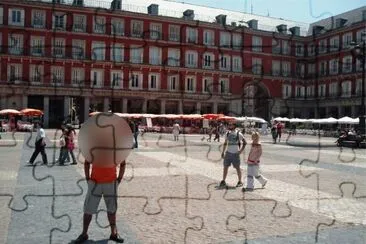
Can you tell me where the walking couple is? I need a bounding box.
[220,123,268,191]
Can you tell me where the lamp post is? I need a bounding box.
[351,32,366,135]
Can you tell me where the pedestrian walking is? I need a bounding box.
[219,122,247,188]
[27,122,48,165]
[271,126,277,144]
[213,125,220,142]
[172,122,180,141]
[57,125,70,163]
[242,132,268,192]
[276,121,283,142]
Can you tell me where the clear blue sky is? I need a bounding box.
[172,0,365,23]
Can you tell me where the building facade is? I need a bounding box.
[0,0,365,127]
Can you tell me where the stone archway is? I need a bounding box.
[243,81,271,120]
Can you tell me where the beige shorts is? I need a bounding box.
[84,180,118,214]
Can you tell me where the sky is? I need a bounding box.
[169,0,365,23]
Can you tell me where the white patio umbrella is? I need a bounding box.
[338,116,357,124]
[273,117,290,122]
[289,118,309,123]
[314,117,338,124]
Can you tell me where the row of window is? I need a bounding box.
[5,64,230,93]
[282,79,363,99]
[3,7,364,54]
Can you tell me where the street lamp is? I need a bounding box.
[351,32,366,135]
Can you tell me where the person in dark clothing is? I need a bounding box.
[27,123,48,165]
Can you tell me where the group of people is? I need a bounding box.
[219,122,268,192]
[271,121,283,144]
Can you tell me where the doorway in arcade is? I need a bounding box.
[48,97,64,128]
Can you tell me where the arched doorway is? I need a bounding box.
[243,82,270,121]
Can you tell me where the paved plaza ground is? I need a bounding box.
[1,130,366,243]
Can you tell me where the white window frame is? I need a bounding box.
[91,42,105,61]
[355,79,362,95]
[341,81,352,97]
[7,63,22,83]
[185,51,198,68]
[111,18,124,36]
[8,34,23,55]
[148,73,160,90]
[252,36,262,52]
[72,39,85,59]
[51,66,64,85]
[342,56,352,73]
[220,32,231,48]
[110,43,124,62]
[110,70,123,88]
[219,79,229,94]
[185,76,196,92]
[0,7,3,25]
[282,84,292,99]
[318,84,326,97]
[130,45,143,64]
[307,43,315,56]
[282,40,290,54]
[330,36,339,51]
[295,43,304,56]
[73,14,86,32]
[319,61,327,76]
[131,20,143,38]
[167,49,180,66]
[31,36,45,56]
[252,58,262,75]
[232,56,242,72]
[150,23,162,40]
[169,25,180,41]
[296,63,305,78]
[329,82,338,97]
[203,30,215,46]
[202,77,213,93]
[272,39,281,54]
[129,72,143,90]
[53,12,66,30]
[308,63,316,75]
[9,8,24,26]
[32,10,45,28]
[342,32,353,49]
[233,34,243,50]
[272,60,281,76]
[53,38,65,58]
[329,59,339,75]
[356,58,366,72]
[295,86,305,98]
[219,54,231,71]
[168,75,179,91]
[186,27,198,43]
[282,61,290,77]
[319,39,327,54]
[30,65,43,84]
[307,85,315,98]
[90,69,104,88]
[149,46,162,65]
[203,52,214,69]
[93,16,106,34]
[71,68,85,86]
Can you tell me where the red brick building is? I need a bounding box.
[0,0,365,127]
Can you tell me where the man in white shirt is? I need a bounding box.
[220,122,247,187]
[28,123,48,165]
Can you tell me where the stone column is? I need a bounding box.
[64,96,70,119]
[103,97,109,112]
[196,102,201,114]
[338,105,342,118]
[213,102,218,114]
[43,96,49,128]
[84,97,90,123]
[122,98,128,113]
[314,107,319,119]
[324,106,329,118]
[289,107,295,118]
[178,100,183,114]
[22,95,28,109]
[142,99,147,113]
[160,99,166,114]
[0,96,7,109]
[351,105,357,118]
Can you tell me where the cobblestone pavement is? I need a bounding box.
[0,130,366,243]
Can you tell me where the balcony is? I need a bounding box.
[149,57,162,65]
[8,47,23,55]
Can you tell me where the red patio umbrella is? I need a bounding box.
[202,114,224,120]
[0,109,20,115]
[20,108,44,116]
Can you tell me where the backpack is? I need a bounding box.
[227,130,246,148]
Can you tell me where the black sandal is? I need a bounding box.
[109,233,124,243]
[74,234,88,244]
